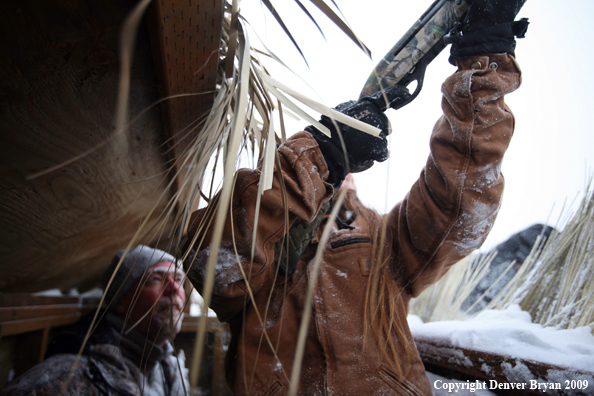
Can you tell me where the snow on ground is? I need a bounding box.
[409,305,594,394]
[408,304,594,373]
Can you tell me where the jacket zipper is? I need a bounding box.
[330,237,370,249]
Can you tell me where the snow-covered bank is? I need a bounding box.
[410,305,594,394]
[409,305,594,373]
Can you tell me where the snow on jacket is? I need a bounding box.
[184,53,522,395]
[0,312,189,396]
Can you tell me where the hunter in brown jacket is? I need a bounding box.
[183,2,528,394]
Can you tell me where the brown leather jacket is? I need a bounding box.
[185,54,521,395]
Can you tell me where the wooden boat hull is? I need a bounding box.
[0,0,222,293]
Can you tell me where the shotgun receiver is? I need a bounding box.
[360,0,471,104]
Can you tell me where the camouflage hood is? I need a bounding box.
[3,311,189,396]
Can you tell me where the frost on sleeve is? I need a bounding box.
[183,132,333,321]
[392,54,521,297]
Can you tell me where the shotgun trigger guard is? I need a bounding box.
[391,60,428,110]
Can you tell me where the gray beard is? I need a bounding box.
[141,297,184,343]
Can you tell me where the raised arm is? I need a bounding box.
[390,53,521,297]
[389,0,528,297]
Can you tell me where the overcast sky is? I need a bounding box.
[240,0,594,247]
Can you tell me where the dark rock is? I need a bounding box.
[462,224,555,313]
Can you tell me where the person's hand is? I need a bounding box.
[305,85,411,188]
[447,0,529,64]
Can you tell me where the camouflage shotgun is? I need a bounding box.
[360,0,471,103]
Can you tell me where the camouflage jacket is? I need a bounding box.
[0,312,189,396]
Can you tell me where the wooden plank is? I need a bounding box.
[0,294,101,336]
[0,306,80,322]
[0,292,224,338]
[0,314,82,337]
[0,294,79,307]
[0,294,101,317]
[415,336,594,395]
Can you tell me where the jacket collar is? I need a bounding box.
[45,310,172,368]
[103,312,172,367]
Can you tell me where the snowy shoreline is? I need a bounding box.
[409,305,594,395]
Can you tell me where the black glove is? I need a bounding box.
[447,0,529,65]
[305,85,411,188]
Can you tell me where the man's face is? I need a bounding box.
[116,261,186,346]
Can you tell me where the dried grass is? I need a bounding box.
[144,1,374,391]
[69,0,374,393]
[88,0,594,392]
[409,181,594,335]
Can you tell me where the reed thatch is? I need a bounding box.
[105,0,374,390]
[409,181,594,334]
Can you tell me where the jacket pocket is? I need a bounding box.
[379,364,425,396]
[330,236,370,249]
